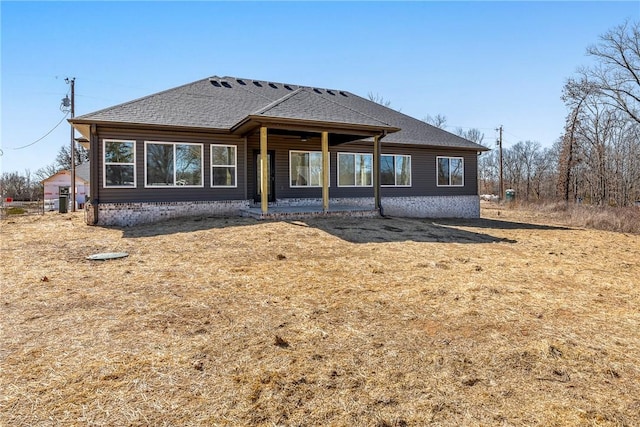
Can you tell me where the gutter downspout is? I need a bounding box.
[90,124,99,225]
[243,136,248,201]
[374,131,387,217]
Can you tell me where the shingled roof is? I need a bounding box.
[71,76,488,151]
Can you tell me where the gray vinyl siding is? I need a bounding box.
[94,126,246,203]
[93,127,479,205]
[246,135,479,200]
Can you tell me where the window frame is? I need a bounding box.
[103,139,136,189]
[337,152,373,187]
[380,154,412,187]
[210,144,238,188]
[436,156,465,187]
[144,141,204,188]
[289,150,326,188]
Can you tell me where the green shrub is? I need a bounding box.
[6,207,26,215]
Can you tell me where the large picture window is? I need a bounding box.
[103,139,136,188]
[211,144,237,187]
[145,142,203,187]
[381,154,411,186]
[437,156,464,187]
[338,153,372,187]
[290,151,323,187]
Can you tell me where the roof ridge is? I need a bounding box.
[317,89,394,127]
[72,77,217,120]
[340,90,427,125]
[252,87,396,129]
[221,76,299,104]
[250,87,305,115]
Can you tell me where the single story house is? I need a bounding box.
[69,76,489,226]
[42,163,90,210]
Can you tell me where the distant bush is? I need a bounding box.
[6,207,26,215]
[536,201,640,234]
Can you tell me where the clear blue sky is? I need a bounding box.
[1,1,638,175]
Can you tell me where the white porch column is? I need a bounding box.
[260,126,268,214]
[321,131,329,212]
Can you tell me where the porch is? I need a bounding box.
[240,203,379,220]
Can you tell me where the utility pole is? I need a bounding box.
[66,77,76,212]
[497,125,504,200]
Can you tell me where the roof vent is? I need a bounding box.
[268,83,278,89]
[210,80,221,87]
[253,81,263,87]
[339,91,348,97]
[313,88,322,94]
[221,81,232,88]
[326,90,335,95]
[236,79,246,85]
[284,85,293,90]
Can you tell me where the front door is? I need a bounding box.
[254,150,275,203]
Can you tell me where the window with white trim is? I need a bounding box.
[381,154,411,186]
[211,144,237,187]
[338,153,372,187]
[104,139,136,188]
[290,151,323,187]
[437,156,464,187]
[145,141,203,187]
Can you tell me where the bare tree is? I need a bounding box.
[582,21,640,124]
[557,22,640,207]
[55,143,89,170]
[455,127,485,145]
[531,146,557,199]
[498,141,558,201]
[478,149,499,195]
[558,78,592,202]
[367,92,392,108]
[423,114,447,129]
[0,170,41,201]
[34,163,62,182]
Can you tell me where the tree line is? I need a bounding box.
[556,21,640,207]
[0,144,88,201]
[430,21,640,206]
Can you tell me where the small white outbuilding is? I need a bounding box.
[42,163,90,211]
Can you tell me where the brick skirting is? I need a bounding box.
[87,195,479,226]
[89,200,250,226]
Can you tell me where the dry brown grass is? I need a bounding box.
[1,209,639,426]
[502,201,640,235]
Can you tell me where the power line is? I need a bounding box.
[7,112,69,150]
[447,125,499,131]
[504,129,527,141]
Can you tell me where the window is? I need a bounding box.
[211,144,237,187]
[145,142,203,187]
[290,151,323,187]
[103,139,136,188]
[437,156,464,187]
[381,154,411,186]
[338,153,372,187]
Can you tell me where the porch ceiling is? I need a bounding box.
[266,129,371,145]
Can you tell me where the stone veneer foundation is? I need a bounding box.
[87,195,479,226]
[269,196,480,219]
[88,200,250,227]
[381,195,480,218]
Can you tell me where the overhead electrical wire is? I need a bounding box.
[8,111,70,150]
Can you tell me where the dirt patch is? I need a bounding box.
[1,209,639,426]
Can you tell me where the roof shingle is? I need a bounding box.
[72,76,488,151]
